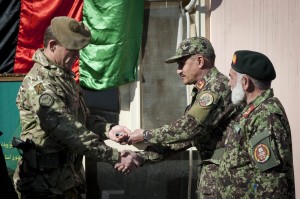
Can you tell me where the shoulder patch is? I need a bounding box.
[39,93,54,107]
[34,83,45,95]
[253,144,270,163]
[199,93,214,107]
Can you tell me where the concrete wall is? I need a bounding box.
[209,0,300,197]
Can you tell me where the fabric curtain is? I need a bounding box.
[0,0,144,90]
[80,0,144,90]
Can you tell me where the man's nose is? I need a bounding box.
[177,68,182,74]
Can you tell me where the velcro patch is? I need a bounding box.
[34,83,45,95]
[199,93,214,107]
[253,144,270,163]
[39,93,54,107]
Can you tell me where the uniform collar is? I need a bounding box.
[194,66,218,91]
[242,89,274,118]
[33,49,75,77]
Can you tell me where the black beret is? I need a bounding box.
[231,50,276,81]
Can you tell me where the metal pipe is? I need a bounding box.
[195,0,200,37]
[185,12,191,38]
[185,0,197,13]
[184,1,199,198]
[177,14,184,48]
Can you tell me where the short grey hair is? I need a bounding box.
[237,72,271,90]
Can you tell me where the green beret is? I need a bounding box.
[231,50,276,81]
[51,16,91,50]
[165,37,215,63]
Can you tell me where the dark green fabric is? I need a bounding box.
[231,50,276,81]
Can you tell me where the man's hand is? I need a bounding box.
[127,129,144,145]
[108,125,131,144]
[114,150,143,174]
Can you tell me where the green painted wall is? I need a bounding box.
[0,81,22,175]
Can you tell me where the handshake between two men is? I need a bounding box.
[108,126,147,174]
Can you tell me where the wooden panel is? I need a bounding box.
[210,0,300,197]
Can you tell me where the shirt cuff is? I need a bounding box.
[104,123,116,138]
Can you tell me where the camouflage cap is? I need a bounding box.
[231,50,276,81]
[165,37,215,63]
[51,16,91,50]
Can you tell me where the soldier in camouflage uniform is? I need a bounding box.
[217,50,295,198]
[13,16,142,199]
[114,37,241,198]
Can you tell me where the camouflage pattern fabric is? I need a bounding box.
[145,67,232,144]
[165,37,215,63]
[217,89,295,198]
[139,67,241,198]
[13,49,119,198]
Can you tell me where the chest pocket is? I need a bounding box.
[249,131,280,172]
[222,123,246,168]
[225,123,243,149]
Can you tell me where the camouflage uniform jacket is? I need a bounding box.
[139,67,241,198]
[143,67,233,145]
[217,89,295,198]
[14,49,119,195]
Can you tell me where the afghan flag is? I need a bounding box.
[0,0,144,90]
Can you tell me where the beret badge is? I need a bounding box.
[69,20,80,33]
[232,53,237,65]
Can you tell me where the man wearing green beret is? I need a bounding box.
[217,50,295,198]
[113,37,242,198]
[13,16,142,199]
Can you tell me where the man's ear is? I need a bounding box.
[48,40,57,52]
[243,75,254,92]
[197,55,205,69]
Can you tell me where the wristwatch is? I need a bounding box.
[143,130,150,142]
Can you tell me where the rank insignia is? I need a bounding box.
[34,83,45,95]
[195,80,206,90]
[243,104,255,118]
[199,93,213,107]
[254,144,270,163]
[39,93,54,107]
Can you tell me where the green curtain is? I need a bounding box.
[80,0,144,90]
